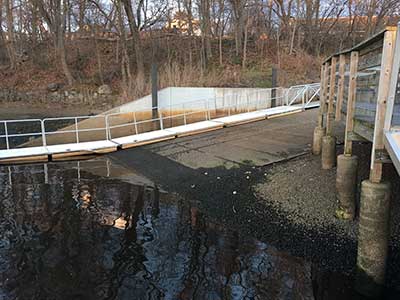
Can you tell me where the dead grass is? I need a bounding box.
[0,37,321,103]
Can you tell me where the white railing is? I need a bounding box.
[0,83,320,150]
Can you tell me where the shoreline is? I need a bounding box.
[0,102,106,120]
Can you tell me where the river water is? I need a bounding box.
[0,158,316,300]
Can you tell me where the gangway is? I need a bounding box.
[0,83,320,164]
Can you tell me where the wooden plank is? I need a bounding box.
[322,62,330,116]
[326,56,337,136]
[384,23,400,131]
[370,30,397,183]
[317,64,326,128]
[354,119,374,142]
[335,54,346,121]
[344,51,360,155]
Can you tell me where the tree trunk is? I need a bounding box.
[5,0,16,68]
[116,0,132,99]
[121,0,145,77]
[79,0,86,30]
[57,0,74,85]
[242,14,249,69]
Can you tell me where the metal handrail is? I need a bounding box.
[0,83,320,150]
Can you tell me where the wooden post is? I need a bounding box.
[370,30,397,183]
[317,64,326,128]
[326,57,337,136]
[322,61,331,118]
[335,54,346,121]
[384,23,400,131]
[271,67,278,108]
[151,63,159,120]
[344,51,359,156]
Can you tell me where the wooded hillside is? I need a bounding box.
[0,0,399,102]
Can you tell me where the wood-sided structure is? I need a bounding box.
[319,24,399,182]
[316,23,400,297]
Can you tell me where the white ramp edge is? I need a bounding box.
[213,111,267,126]
[261,105,302,117]
[112,130,176,149]
[384,130,400,175]
[0,105,312,164]
[165,120,223,137]
[0,146,49,160]
[47,140,119,158]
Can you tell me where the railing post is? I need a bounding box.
[133,112,138,135]
[75,117,80,143]
[105,115,110,140]
[159,111,164,130]
[183,104,187,125]
[228,96,231,116]
[285,88,289,106]
[206,100,211,120]
[41,120,47,147]
[4,121,9,150]
[204,100,209,120]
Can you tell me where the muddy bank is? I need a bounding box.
[0,102,107,120]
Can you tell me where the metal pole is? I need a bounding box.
[133,112,138,135]
[159,111,164,130]
[4,121,9,150]
[151,63,159,121]
[183,104,187,125]
[271,67,278,107]
[105,116,110,140]
[41,120,47,147]
[75,117,80,143]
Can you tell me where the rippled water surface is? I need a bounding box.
[0,159,313,300]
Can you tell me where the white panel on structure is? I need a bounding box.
[112,130,176,149]
[47,140,119,155]
[0,146,49,159]
[165,121,223,137]
[213,111,267,127]
[384,131,400,175]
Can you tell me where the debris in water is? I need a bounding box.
[217,176,221,180]
[204,172,208,176]
[233,206,237,213]
[232,191,237,195]
[191,184,196,188]
[246,176,250,180]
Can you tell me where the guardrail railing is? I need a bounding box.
[0,83,320,150]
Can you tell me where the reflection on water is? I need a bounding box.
[0,159,313,300]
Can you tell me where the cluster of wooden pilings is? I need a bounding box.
[313,24,400,298]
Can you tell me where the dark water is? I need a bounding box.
[0,159,314,300]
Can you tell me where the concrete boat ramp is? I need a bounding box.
[0,84,320,164]
[0,106,307,164]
